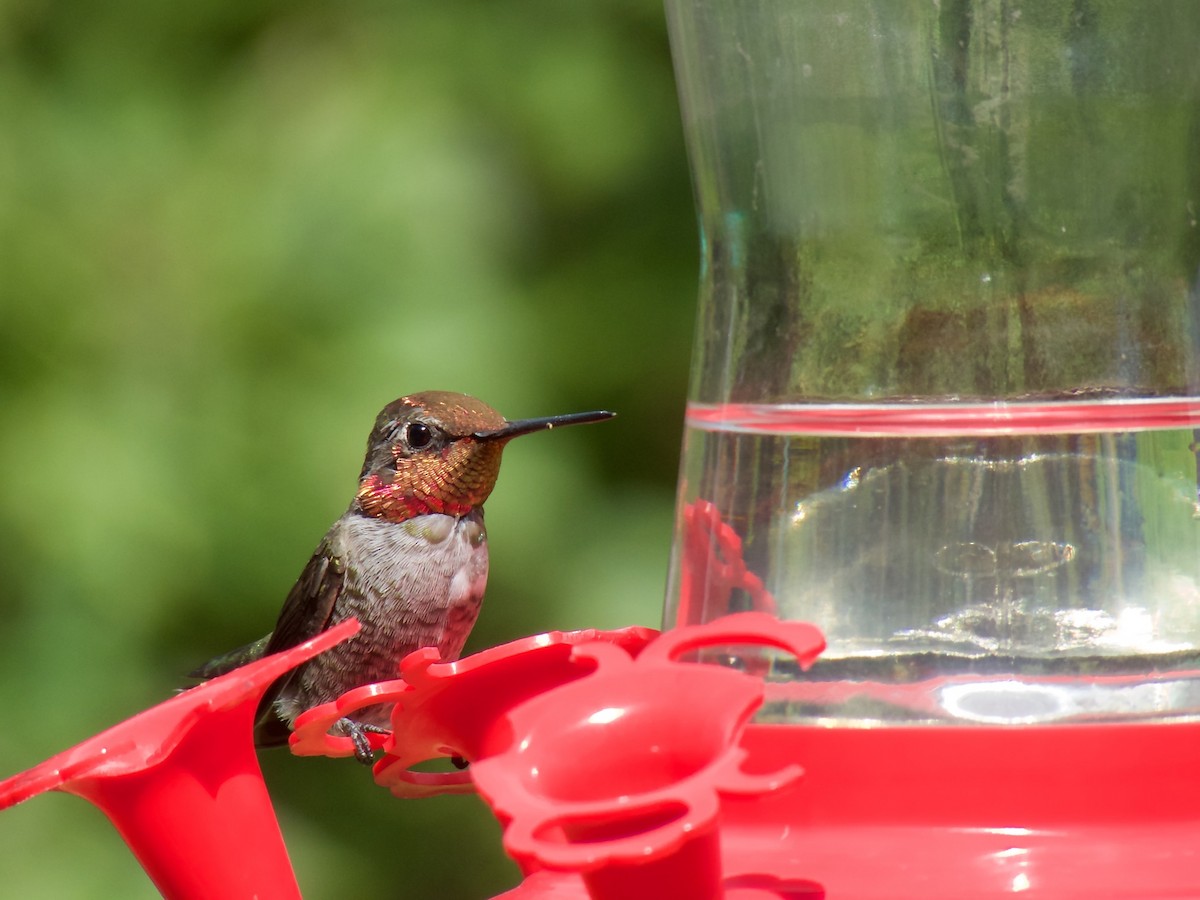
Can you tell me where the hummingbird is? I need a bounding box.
[192,391,614,763]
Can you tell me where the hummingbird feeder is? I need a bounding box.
[360,1,1200,895]
[6,2,1200,898]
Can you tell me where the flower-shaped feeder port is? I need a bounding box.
[304,612,822,899]
[471,612,824,900]
[288,625,659,797]
[0,618,360,900]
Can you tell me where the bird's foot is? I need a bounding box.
[340,719,391,765]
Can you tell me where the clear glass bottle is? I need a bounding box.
[663,0,1200,724]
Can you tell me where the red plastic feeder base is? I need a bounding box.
[495,717,1200,899]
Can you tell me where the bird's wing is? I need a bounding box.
[251,533,347,748]
[188,634,273,679]
[187,535,345,682]
[262,533,347,657]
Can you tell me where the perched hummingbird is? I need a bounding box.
[193,391,614,762]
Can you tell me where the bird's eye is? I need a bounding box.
[404,422,434,450]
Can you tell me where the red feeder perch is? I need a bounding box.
[0,619,359,900]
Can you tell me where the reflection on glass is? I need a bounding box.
[663,0,1200,724]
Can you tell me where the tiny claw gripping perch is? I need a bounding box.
[288,677,406,761]
[469,612,825,900]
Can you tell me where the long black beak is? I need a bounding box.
[473,409,616,442]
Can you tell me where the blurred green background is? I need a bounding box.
[0,1,697,896]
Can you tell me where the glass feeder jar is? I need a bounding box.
[663,0,1200,726]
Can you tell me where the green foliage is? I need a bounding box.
[0,2,696,896]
